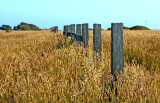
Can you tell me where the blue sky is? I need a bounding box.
[0,0,160,30]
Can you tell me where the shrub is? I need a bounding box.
[0,25,12,30]
[130,25,150,30]
[6,30,11,33]
[123,26,130,30]
[14,22,40,30]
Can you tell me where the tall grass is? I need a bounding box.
[0,30,159,102]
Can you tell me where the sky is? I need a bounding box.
[0,0,160,30]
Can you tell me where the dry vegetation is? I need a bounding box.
[0,30,160,102]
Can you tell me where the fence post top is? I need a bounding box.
[82,23,88,25]
[111,23,123,25]
[93,23,101,25]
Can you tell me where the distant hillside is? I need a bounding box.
[107,25,150,30]
[130,25,150,30]
[14,22,40,30]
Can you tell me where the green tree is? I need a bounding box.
[123,26,130,30]
[13,26,17,30]
[0,25,12,30]
[14,22,40,30]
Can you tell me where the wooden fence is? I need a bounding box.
[62,23,123,81]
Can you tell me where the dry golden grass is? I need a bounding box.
[0,30,160,102]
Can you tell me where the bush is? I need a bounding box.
[6,30,11,33]
[107,28,111,30]
[13,26,17,30]
[130,25,150,30]
[14,22,40,30]
[0,25,12,30]
[123,26,130,30]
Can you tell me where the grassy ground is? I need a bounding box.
[0,30,160,102]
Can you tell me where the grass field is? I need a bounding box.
[0,30,160,102]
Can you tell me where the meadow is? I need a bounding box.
[0,30,160,102]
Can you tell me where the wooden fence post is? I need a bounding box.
[71,24,75,34]
[68,25,71,33]
[54,26,58,33]
[82,23,89,48]
[111,23,123,97]
[76,24,82,44]
[71,24,75,41]
[63,25,68,36]
[67,25,72,37]
[93,24,102,56]
[111,23,123,81]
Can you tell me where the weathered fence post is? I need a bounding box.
[82,23,89,48]
[76,24,82,44]
[54,26,58,33]
[68,25,71,33]
[71,24,75,40]
[71,24,75,34]
[111,23,123,81]
[93,24,102,56]
[67,25,72,36]
[111,23,123,97]
[63,25,68,36]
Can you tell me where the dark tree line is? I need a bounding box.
[13,22,40,30]
[0,22,40,30]
[0,22,151,31]
[0,25,12,30]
